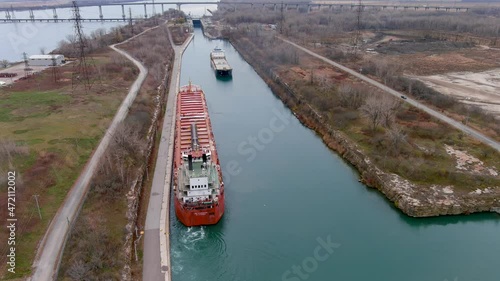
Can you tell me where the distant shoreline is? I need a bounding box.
[0,0,142,10]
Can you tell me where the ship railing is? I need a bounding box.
[182,200,215,210]
[183,205,215,211]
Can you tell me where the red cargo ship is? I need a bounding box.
[173,83,224,226]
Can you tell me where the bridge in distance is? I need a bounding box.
[1,1,470,23]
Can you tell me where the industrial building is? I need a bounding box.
[28,55,65,67]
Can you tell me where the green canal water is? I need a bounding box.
[170,28,500,281]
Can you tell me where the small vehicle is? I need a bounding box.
[400,95,407,100]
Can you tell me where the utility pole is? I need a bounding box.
[33,195,42,220]
[51,55,59,83]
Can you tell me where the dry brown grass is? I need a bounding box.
[58,21,175,281]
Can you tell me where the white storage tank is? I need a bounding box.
[28,55,65,67]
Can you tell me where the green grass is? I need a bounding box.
[13,129,29,134]
[0,55,135,278]
[0,91,70,122]
[9,150,37,172]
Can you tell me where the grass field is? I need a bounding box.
[57,22,176,280]
[0,50,136,279]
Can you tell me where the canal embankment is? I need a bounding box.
[141,20,193,280]
[170,27,500,281]
[200,17,224,40]
[53,18,180,281]
[228,35,500,217]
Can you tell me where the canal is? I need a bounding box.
[171,28,500,281]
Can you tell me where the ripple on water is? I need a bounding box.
[171,221,231,279]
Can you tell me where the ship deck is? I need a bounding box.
[175,84,222,174]
[177,84,212,152]
[212,58,232,71]
[179,160,219,191]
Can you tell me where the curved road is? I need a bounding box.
[280,38,500,152]
[30,31,150,281]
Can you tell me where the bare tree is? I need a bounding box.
[0,59,9,68]
[66,260,88,280]
[361,95,384,131]
[66,34,77,44]
[361,93,401,130]
[90,28,107,48]
[372,59,402,85]
[338,83,365,109]
[96,123,147,193]
[386,127,407,156]
[39,47,46,55]
[380,95,402,128]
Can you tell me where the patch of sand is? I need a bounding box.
[416,68,500,116]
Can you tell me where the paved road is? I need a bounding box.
[280,38,500,152]
[142,30,193,281]
[30,30,151,281]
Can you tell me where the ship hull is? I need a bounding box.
[174,192,225,226]
[215,69,232,77]
[211,60,232,77]
[174,83,225,227]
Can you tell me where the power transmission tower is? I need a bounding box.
[280,1,284,35]
[71,0,96,92]
[129,7,134,35]
[22,52,32,78]
[10,5,15,21]
[353,0,363,54]
[152,0,158,25]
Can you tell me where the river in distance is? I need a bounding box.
[170,28,500,281]
[0,0,215,62]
